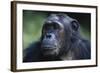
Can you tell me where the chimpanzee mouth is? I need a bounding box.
[41,44,59,56]
[41,48,56,56]
[41,45,57,50]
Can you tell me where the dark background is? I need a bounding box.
[23,10,91,50]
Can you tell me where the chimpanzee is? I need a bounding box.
[23,13,90,62]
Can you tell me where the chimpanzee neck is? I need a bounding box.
[40,55,61,61]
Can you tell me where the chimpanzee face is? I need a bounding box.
[41,14,65,56]
[41,14,79,57]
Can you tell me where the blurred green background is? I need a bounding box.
[23,10,91,50]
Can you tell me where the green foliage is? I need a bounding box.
[23,11,48,49]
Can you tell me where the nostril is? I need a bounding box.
[46,34,51,38]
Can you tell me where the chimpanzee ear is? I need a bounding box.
[71,20,80,31]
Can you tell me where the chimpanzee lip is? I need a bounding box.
[41,45,56,49]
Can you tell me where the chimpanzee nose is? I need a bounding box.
[46,33,52,39]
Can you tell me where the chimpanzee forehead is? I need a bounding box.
[46,14,74,25]
[46,14,60,21]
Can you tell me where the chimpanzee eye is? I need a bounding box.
[45,24,55,30]
[53,24,57,29]
[44,23,60,31]
[53,23,59,30]
[44,24,49,30]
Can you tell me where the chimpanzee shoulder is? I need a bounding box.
[78,38,91,59]
[23,42,42,62]
[71,37,91,59]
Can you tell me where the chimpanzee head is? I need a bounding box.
[41,13,80,57]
